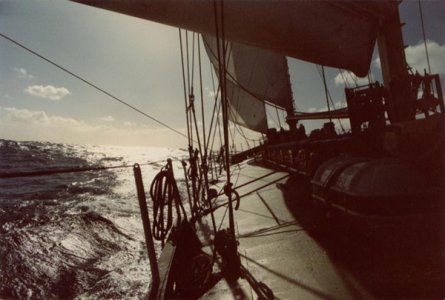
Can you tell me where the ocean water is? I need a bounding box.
[0,139,188,299]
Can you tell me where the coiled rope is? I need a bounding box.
[149,159,187,246]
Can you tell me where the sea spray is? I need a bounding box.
[0,139,187,299]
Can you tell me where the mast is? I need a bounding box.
[377,1,414,123]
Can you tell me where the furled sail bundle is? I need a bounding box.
[202,34,293,133]
[72,0,392,77]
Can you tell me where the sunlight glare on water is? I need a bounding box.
[0,139,188,299]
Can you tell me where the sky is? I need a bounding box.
[0,0,444,148]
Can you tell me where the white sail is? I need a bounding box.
[72,0,393,76]
[202,36,268,133]
[226,80,268,133]
[202,35,293,111]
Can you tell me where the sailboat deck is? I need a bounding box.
[196,160,445,299]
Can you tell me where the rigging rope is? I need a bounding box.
[208,174,290,215]
[233,123,252,148]
[179,31,219,235]
[345,70,359,87]
[185,31,192,104]
[198,36,208,157]
[0,32,189,141]
[205,63,224,154]
[196,35,219,235]
[191,33,196,90]
[338,69,350,89]
[0,163,154,179]
[316,65,346,133]
[321,66,332,123]
[418,0,431,74]
[202,36,286,111]
[207,86,222,151]
[179,29,192,146]
[275,106,283,128]
[213,0,237,238]
[209,100,222,153]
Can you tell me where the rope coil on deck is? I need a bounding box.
[149,159,187,246]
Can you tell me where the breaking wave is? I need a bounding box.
[0,139,187,299]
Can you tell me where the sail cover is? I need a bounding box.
[71,0,392,76]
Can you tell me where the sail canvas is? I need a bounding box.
[72,0,390,76]
[202,35,268,133]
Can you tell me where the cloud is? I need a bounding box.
[305,103,345,113]
[2,107,81,127]
[24,85,71,101]
[99,115,115,122]
[334,101,347,108]
[14,67,34,79]
[0,106,187,147]
[124,121,137,127]
[405,40,445,75]
[334,70,370,87]
[374,40,445,75]
[1,93,12,100]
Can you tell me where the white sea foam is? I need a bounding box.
[0,140,188,299]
